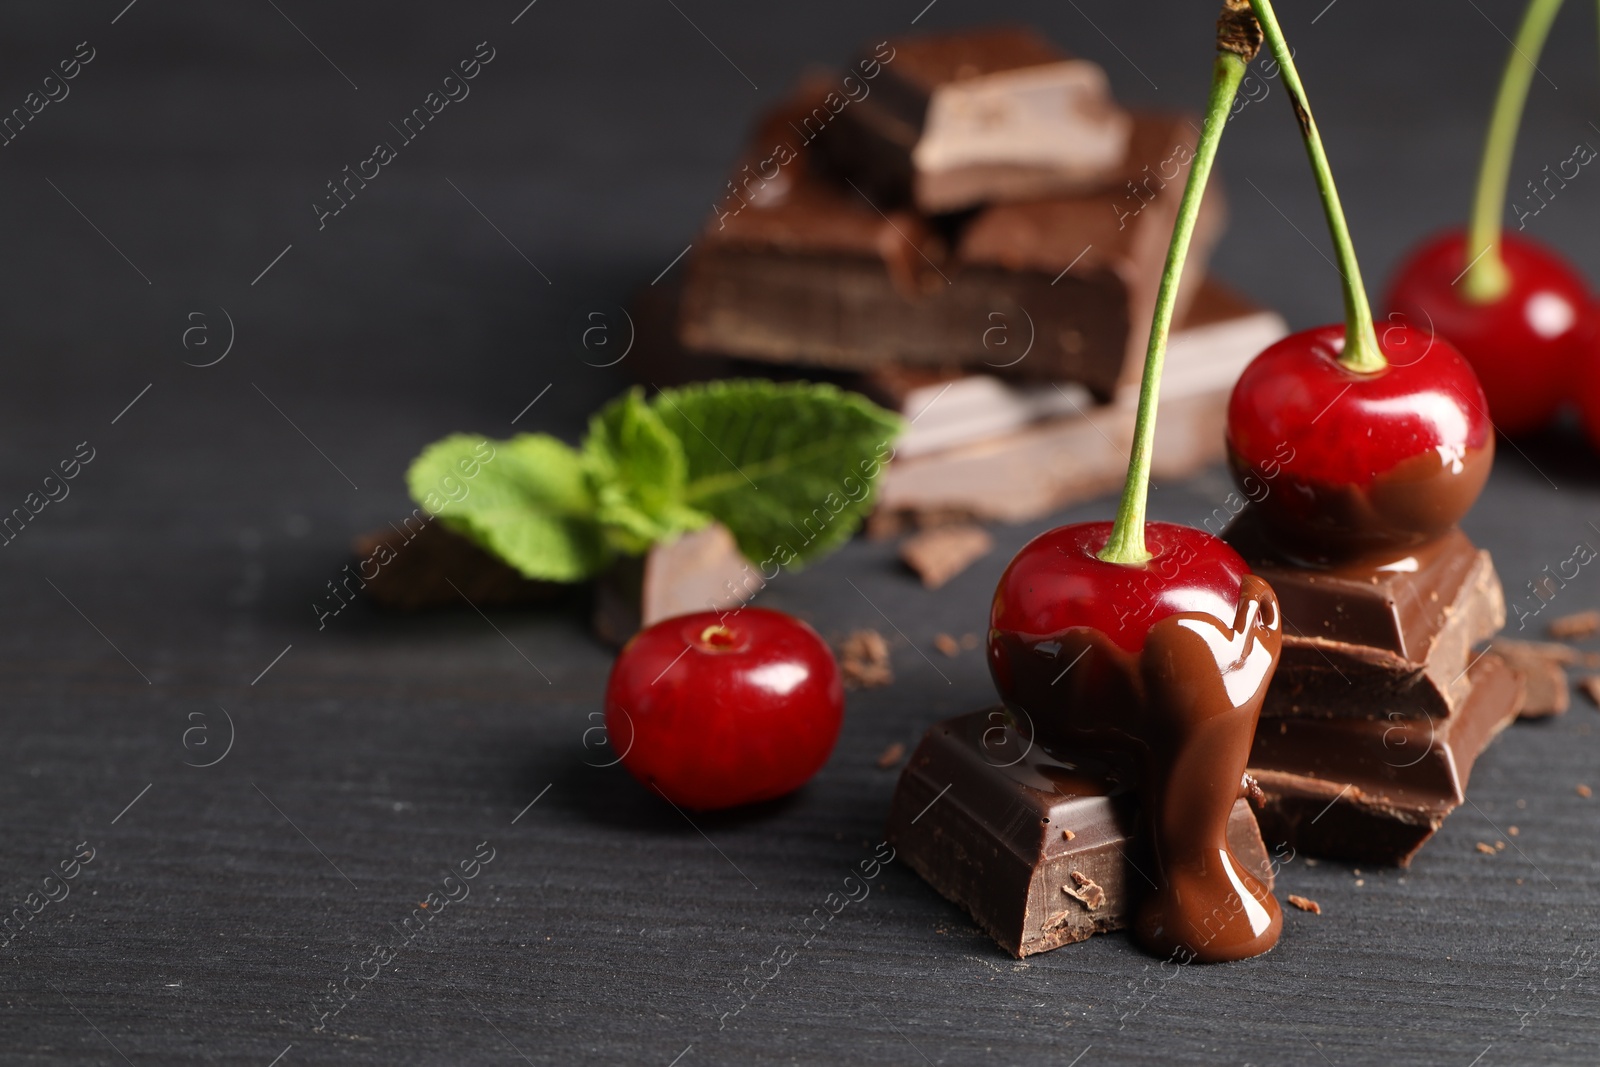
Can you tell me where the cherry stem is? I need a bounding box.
[1099,46,1248,567]
[1248,0,1385,374]
[1464,0,1565,302]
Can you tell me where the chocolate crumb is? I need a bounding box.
[1549,610,1600,640]
[1061,829,1076,841]
[899,524,994,589]
[1492,639,1574,717]
[1287,894,1321,915]
[1509,826,1520,836]
[960,633,979,650]
[1496,840,1507,851]
[839,630,893,689]
[934,633,960,658]
[1579,784,1593,798]
[1580,676,1600,709]
[1354,879,1365,887]
[1062,870,1105,910]
[875,741,906,770]
[1475,842,1496,855]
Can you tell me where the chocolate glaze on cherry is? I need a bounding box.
[1385,229,1591,436]
[988,521,1283,962]
[1226,322,1494,562]
[605,608,843,811]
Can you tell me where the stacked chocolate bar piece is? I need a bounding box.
[651,26,1288,524]
[1229,511,1526,865]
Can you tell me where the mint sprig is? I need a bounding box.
[405,380,903,583]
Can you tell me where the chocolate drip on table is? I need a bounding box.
[989,575,1284,962]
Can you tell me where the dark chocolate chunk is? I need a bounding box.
[679,83,1222,396]
[819,28,1132,213]
[1228,511,1506,720]
[355,520,560,612]
[1248,651,1525,866]
[886,709,1276,958]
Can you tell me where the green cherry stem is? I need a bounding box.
[1099,33,1250,566]
[1248,0,1384,374]
[1463,0,1565,302]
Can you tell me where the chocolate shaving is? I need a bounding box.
[900,524,993,589]
[1475,842,1496,855]
[876,742,907,770]
[934,633,961,658]
[840,630,894,689]
[1287,894,1321,915]
[1548,610,1600,640]
[1578,784,1593,798]
[1062,871,1105,911]
[1579,676,1600,709]
[1492,639,1572,718]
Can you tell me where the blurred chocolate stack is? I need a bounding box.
[1229,509,1527,865]
[639,26,1287,526]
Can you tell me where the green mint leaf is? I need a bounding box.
[582,387,711,554]
[652,380,903,568]
[406,432,611,582]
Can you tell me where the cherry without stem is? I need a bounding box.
[605,608,844,812]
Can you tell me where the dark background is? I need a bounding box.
[3,1,1600,1064]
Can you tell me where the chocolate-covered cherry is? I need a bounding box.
[1385,230,1590,435]
[1226,322,1494,560]
[605,608,843,811]
[988,521,1284,962]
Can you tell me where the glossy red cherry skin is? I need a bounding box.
[1385,229,1591,435]
[989,521,1249,657]
[1226,322,1493,560]
[605,608,844,811]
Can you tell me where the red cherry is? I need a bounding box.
[605,608,844,811]
[1225,322,1493,560]
[1384,229,1591,435]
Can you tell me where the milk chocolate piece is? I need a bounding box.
[680,86,1222,395]
[592,523,753,645]
[1248,651,1525,866]
[1492,638,1572,718]
[1227,511,1506,720]
[821,28,1133,213]
[886,710,1276,958]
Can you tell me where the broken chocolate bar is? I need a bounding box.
[1227,510,1506,720]
[680,82,1223,396]
[1248,650,1525,866]
[820,27,1133,213]
[886,709,1276,957]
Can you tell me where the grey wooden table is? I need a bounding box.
[3,1,1599,1063]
